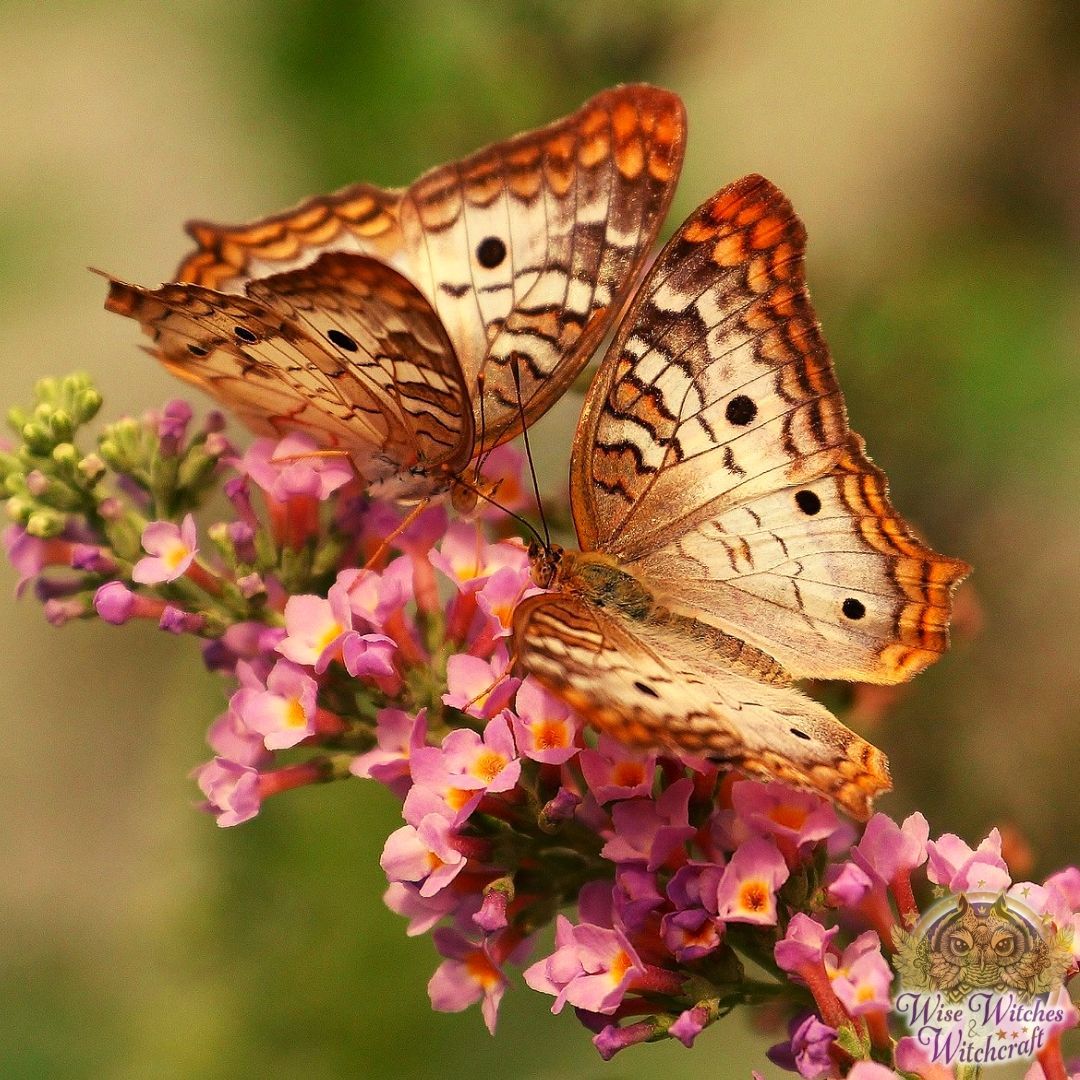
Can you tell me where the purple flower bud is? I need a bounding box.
[43,597,87,625]
[70,544,117,574]
[159,606,206,635]
[94,580,136,624]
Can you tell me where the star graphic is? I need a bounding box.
[976,878,987,888]
[1020,885,1031,898]
[996,1029,1007,1040]
[931,884,948,899]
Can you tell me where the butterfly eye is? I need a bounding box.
[326,329,359,352]
[725,394,757,426]
[476,236,506,269]
[794,490,821,515]
[842,598,866,620]
[233,325,258,344]
[187,343,208,357]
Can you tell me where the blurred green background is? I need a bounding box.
[1,2,1076,1077]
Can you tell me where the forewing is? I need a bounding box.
[513,590,891,819]
[172,85,685,452]
[400,84,685,450]
[247,253,473,478]
[102,255,472,485]
[572,175,969,683]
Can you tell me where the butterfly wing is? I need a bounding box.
[103,254,472,493]
[513,589,891,819]
[571,175,969,683]
[173,84,686,452]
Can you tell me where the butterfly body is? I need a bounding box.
[514,174,970,819]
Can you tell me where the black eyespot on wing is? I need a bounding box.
[790,727,811,740]
[725,395,757,426]
[795,490,821,515]
[187,343,208,357]
[633,680,660,699]
[476,236,506,269]
[234,326,258,344]
[327,328,359,352]
[842,598,866,620]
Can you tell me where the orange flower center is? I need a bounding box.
[284,697,307,729]
[609,949,633,984]
[739,880,769,913]
[472,750,507,784]
[465,950,501,991]
[612,762,645,788]
[532,719,569,750]
[767,803,810,832]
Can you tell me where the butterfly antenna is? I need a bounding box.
[508,355,551,551]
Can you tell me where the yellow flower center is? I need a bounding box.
[532,719,569,750]
[465,950,501,990]
[284,697,307,729]
[163,542,190,570]
[612,762,645,788]
[609,949,633,984]
[738,880,769,913]
[472,749,507,784]
[316,620,343,652]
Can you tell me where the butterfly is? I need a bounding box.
[101,85,685,505]
[512,174,971,819]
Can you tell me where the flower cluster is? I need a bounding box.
[3,376,1077,1077]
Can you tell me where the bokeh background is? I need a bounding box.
[1,2,1076,1077]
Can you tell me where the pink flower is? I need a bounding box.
[410,714,521,802]
[341,632,398,683]
[511,678,580,763]
[615,865,666,931]
[428,928,510,1034]
[669,1005,709,1048]
[713,837,790,925]
[766,1012,838,1079]
[341,560,413,631]
[350,708,428,797]
[894,1036,956,1079]
[383,881,461,937]
[380,814,468,897]
[601,778,696,870]
[240,432,353,501]
[853,811,929,883]
[232,659,318,750]
[276,591,349,670]
[195,758,262,827]
[926,828,1011,892]
[775,914,840,977]
[132,514,198,584]
[579,737,656,803]
[430,522,527,592]
[846,1065,900,1079]
[827,931,893,1016]
[660,907,722,962]
[523,915,645,1015]
[729,780,843,861]
[442,649,518,719]
[206,704,271,769]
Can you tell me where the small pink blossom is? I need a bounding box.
[350,708,428,797]
[713,837,790,925]
[511,678,580,763]
[601,778,697,870]
[775,913,840,977]
[240,432,353,501]
[766,1012,838,1079]
[846,1064,901,1079]
[827,931,893,1015]
[341,559,413,631]
[442,649,518,719]
[661,907,722,962]
[579,737,656,803]
[232,659,317,750]
[410,713,521,801]
[729,780,843,861]
[523,915,645,1015]
[132,514,198,584]
[380,814,468,898]
[383,881,461,937]
[428,928,510,1034]
[926,828,1011,892]
[430,522,528,592]
[195,758,262,827]
[206,705,271,769]
[276,591,349,670]
[669,1005,710,1048]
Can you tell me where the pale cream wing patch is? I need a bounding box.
[572,174,969,684]
[635,436,970,683]
[513,590,891,820]
[102,255,472,490]
[171,85,686,453]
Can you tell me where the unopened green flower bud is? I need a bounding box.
[5,496,32,522]
[77,453,106,482]
[7,406,28,432]
[26,509,65,538]
[52,442,79,469]
[34,376,60,403]
[48,410,75,443]
[21,421,55,455]
[73,386,102,423]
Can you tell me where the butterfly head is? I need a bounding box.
[527,540,564,589]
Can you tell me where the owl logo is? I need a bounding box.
[895,892,1073,1002]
